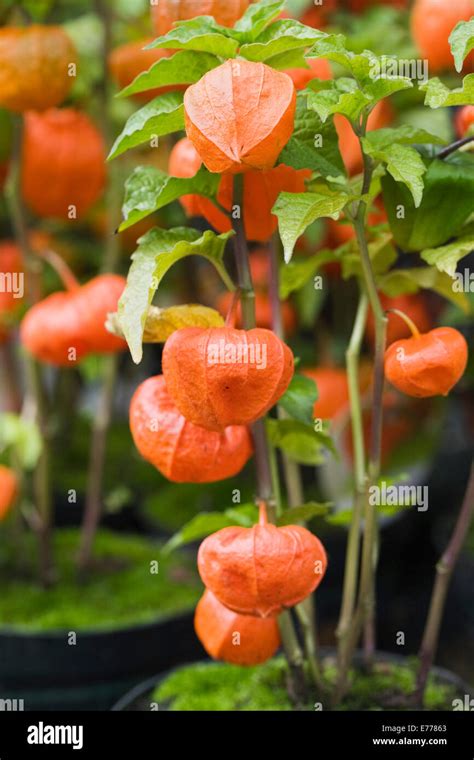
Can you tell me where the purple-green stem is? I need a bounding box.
[77,0,122,574]
[269,234,324,692]
[6,114,54,588]
[232,175,307,706]
[415,462,474,704]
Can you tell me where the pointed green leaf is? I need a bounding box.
[273,189,349,262]
[118,228,234,363]
[277,502,332,525]
[266,418,336,465]
[306,35,377,81]
[240,19,325,62]
[234,0,285,41]
[362,138,426,207]
[307,78,371,123]
[146,17,239,56]
[362,126,446,150]
[420,232,474,278]
[278,91,345,177]
[449,19,474,73]
[120,165,221,231]
[117,50,220,99]
[279,373,318,425]
[421,75,474,108]
[378,267,470,313]
[164,504,258,554]
[108,92,184,160]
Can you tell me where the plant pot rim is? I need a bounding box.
[0,608,194,641]
[111,648,474,712]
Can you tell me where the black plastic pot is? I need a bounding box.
[111,650,474,712]
[0,612,204,711]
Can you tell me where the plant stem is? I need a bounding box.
[335,291,368,696]
[0,340,22,413]
[77,354,118,574]
[78,0,121,574]
[231,175,306,703]
[415,462,474,704]
[6,114,54,587]
[437,135,474,159]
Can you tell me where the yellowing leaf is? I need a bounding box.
[107,304,224,345]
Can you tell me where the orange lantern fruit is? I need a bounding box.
[285,57,332,91]
[302,367,350,420]
[20,274,126,366]
[184,60,297,174]
[0,466,18,520]
[152,0,251,35]
[455,105,474,138]
[109,40,177,101]
[411,0,474,73]
[163,326,294,431]
[366,293,432,347]
[0,25,76,112]
[198,502,328,617]
[217,291,297,336]
[194,590,281,665]
[21,109,106,221]
[129,374,253,483]
[385,327,468,398]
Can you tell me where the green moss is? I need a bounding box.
[0,529,201,631]
[153,656,458,711]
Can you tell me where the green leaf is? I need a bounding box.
[279,250,336,298]
[108,92,184,160]
[0,414,42,470]
[164,504,258,553]
[307,78,371,123]
[362,74,412,103]
[279,373,318,425]
[234,0,285,41]
[421,75,474,108]
[278,91,345,177]
[420,232,474,278]
[117,50,220,99]
[381,151,474,251]
[277,502,332,525]
[378,267,470,313]
[273,189,349,262]
[120,165,221,231]
[264,47,309,70]
[362,138,426,207]
[362,126,446,150]
[240,19,325,62]
[118,228,234,363]
[449,19,474,73]
[146,17,239,57]
[266,418,336,465]
[307,34,377,81]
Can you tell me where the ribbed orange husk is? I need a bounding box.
[162,326,294,431]
[198,520,327,617]
[129,375,253,483]
[20,275,126,367]
[194,590,280,665]
[151,0,250,35]
[0,25,76,112]
[0,466,18,520]
[411,0,474,74]
[109,40,178,101]
[455,105,474,138]
[169,137,308,240]
[21,109,106,220]
[302,367,350,420]
[385,327,468,398]
[184,60,297,174]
